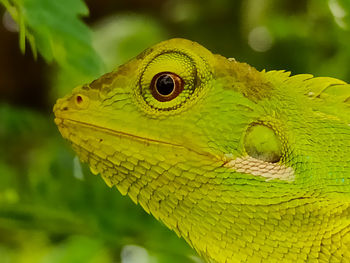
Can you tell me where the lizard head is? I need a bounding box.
[54,38,350,261]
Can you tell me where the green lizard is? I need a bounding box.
[53,38,350,262]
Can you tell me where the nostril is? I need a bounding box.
[73,94,89,108]
[76,95,83,104]
[63,107,68,111]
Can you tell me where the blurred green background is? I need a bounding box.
[0,0,349,262]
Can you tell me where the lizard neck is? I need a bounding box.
[110,161,350,262]
[154,192,350,262]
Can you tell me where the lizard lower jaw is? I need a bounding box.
[55,117,216,161]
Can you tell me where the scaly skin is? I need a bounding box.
[54,39,350,262]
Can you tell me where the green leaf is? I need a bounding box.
[1,0,104,78]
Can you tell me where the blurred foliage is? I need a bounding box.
[1,0,350,262]
[0,0,104,79]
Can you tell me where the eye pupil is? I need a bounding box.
[156,74,175,96]
[150,72,184,102]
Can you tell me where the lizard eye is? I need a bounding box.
[138,51,205,112]
[151,72,184,102]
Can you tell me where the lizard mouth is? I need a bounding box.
[55,117,186,147]
[54,117,218,160]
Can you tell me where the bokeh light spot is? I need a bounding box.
[248,26,273,52]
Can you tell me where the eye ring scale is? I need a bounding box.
[150,72,184,102]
